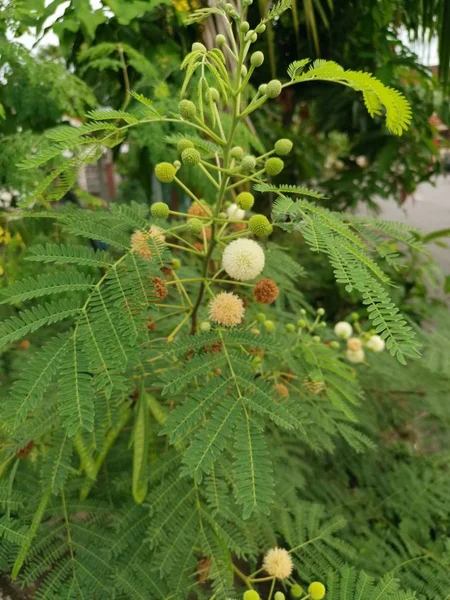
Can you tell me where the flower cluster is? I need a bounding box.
[334,320,386,364]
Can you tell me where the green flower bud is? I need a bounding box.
[250,32,258,42]
[274,138,293,155]
[297,319,306,328]
[265,157,284,176]
[155,162,176,183]
[251,51,264,67]
[200,321,211,332]
[179,99,196,119]
[172,258,181,270]
[181,148,201,165]
[177,138,194,153]
[245,29,255,41]
[255,22,266,33]
[264,320,275,333]
[312,335,321,343]
[275,593,286,600]
[241,155,256,172]
[290,584,303,599]
[317,307,325,316]
[150,202,170,219]
[207,87,220,102]
[266,79,282,98]
[351,311,359,321]
[225,2,234,10]
[259,83,268,95]
[285,323,296,333]
[173,160,181,169]
[241,65,248,78]
[230,146,244,160]
[308,582,326,600]
[187,218,203,234]
[330,340,340,349]
[236,192,254,210]
[249,214,273,237]
[256,312,266,323]
[192,42,206,53]
[216,34,226,46]
[243,589,260,600]
[300,308,307,315]
[218,212,227,219]
[240,21,250,33]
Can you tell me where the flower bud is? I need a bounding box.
[290,584,303,599]
[241,155,256,172]
[200,321,211,332]
[181,148,201,165]
[266,79,282,98]
[216,34,226,46]
[256,312,266,323]
[255,22,266,33]
[274,138,293,155]
[178,99,196,119]
[150,202,170,219]
[265,157,284,176]
[264,320,275,333]
[317,307,325,316]
[250,32,258,42]
[330,340,340,349]
[173,160,181,169]
[231,146,244,160]
[297,319,306,328]
[172,258,181,270]
[207,87,220,102]
[192,42,206,53]
[244,29,255,41]
[259,83,268,95]
[177,138,194,153]
[243,590,260,600]
[308,582,326,600]
[187,218,203,234]
[155,162,176,183]
[251,51,264,67]
[218,212,227,219]
[241,65,248,78]
[249,215,273,237]
[236,191,254,210]
[240,21,250,32]
[275,593,286,600]
[312,335,321,343]
[285,323,296,333]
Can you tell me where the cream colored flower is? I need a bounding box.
[347,337,362,352]
[209,292,244,327]
[131,226,165,260]
[227,203,246,221]
[222,238,265,281]
[346,349,365,364]
[334,321,353,340]
[366,334,385,353]
[263,547,293,579]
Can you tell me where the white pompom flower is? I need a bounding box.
[366,334,385,352]
[263,547,293,579]
[346,349,365,364]
[227,203,246,221]
[334,321,353,340]
[222,238,265,281]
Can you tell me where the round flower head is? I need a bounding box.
[155,162,176,183]
[308,582,326,600]
[188,201,208,217]
[255,22,266,33]
[347,337,362,352]
[236,191,254,210]
[267,79,282,98]
[240,65,248,78]
[253,278,279,304]
[274,592,285,600]
[259,83,268,95]
[265,157,284,176]
[346,348,365,364]
[227,203,246,221]
[179,99,196,119]
[264,320,276,333]
[192,41,206,53]
[274,138,293,155]
[243,591,260,600]
[263,547,293,579]
[222,238,265,281]
[366,334,385,353]
[230,146,244,160]
[249,215,273,237]
[241,155,256,172]
[216,33,226,46]
[209,292,244,327]
[334,321,353,340]
[177,138,194,153]
[251,51,264,67]
[150,277,168,300]
[182,148,201,165]
[131,226,165,261]
[290,585,304,599]
[200,321,211,332]
[207,87,220,103]
[150,202,169,219]
[187,218,203,234]
[240,21,250,33]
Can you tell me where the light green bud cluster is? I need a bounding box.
[178,99,196,119]
[191,42,206,53]
[255,22,266,33]
[274,138,293,155]
[265,157,284,175]
[231,146,244,160]
[207,87,220,102]
[155,162,176,183]
[308,582,326,600]
[243,591,260,600]
[267,79,282,98]
[251,51,264,67]
[256,312,266,323]
[249,214,273,237]
[177,138,194,153]
[241,155,256,171]
[259,83,268,95]
[317,307,325,316]
[172,258,181,270]
[173,160,181,169]
[240,21,250,33]
[285,323,296,333]
[290,584,303,598]
[150,202,170,219]
[200,321,211,332]
[187,218,203,234]
[275,592,286,600]
[236,191,254,210]
[181,148,201,165]
[216,34,226,46]
[241,65,248,78]
[264,320,275,333]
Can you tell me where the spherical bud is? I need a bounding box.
[207,87,220,102]
[231,146,244,160]
[236,191,255,210]
[266,79,282,98]
[347,337,362,352]
[366,334,385,353]
[346,348,365,364]
[255,22,266,33]
[216,34,226,46]
[241,155,256,172]
[181,148,201,165]
[263,547,293,579]
[222,238,265,281]
[177,138,194,153]
[297,319,306,328]
[265,157,284,176]
[274,138,293,155]
[240,21,250,33]
[253,278,279,303]
[192,42,206,53]
[334,321,353,340]
[256,313,266,323]
[243,591,260,600]
[259,83,268,95]
[218,212,227,219]
[251,51,264,67]
[244,29,255,40]
[308,582,326,600]
[312,335,321,343]
[351,311,360,321]
[249,214,273,237]
[274,593,286,600]
[250,32,257,42]
[317,307,325,316]
[330,340,340,349]
[285,323,296,333]
[173,160,181,169]
[264,320,275,333]
[241,65,248,78]
[200,321,211,332]
[179,99,196,119]
[290,584,303,599]
[187,218,203,234]
[227,203,246,221]
[209,292,245,327]
[225,2,234,10]
[155,162,176,183]
[172,258,181,270]
[150,202,170,219]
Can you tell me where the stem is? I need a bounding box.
[118,44,131,112]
